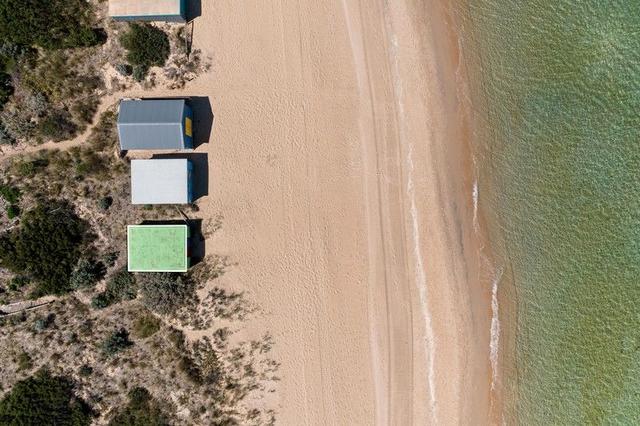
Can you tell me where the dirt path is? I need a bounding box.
[0,93,122,162]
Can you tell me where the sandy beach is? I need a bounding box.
[185,0,493,423]
[0,0,493,423]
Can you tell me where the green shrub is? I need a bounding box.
[102,251,119,268]
[138,273,195,315]
[7,276,29,291]
[0,369,93,425]
[0,0,99,49]
[98,196,113,211]
[0,201,88,296]
[115,63,132,76]
[70,258,104,290]
[5,204,19,219]
[133,313,161,338]
[105,268,137,301]
[78,365,92,377]
[33,313,55,332]
[90,292,111,310]
[109,387,169,426]
[0,184,20,204]
[0,121,15,145]
[132,66,146,82]
[101,328,133,356]
[120,24,169,78]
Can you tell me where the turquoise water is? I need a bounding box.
[455,1,640,423]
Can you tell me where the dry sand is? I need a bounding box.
[188,0,493,423]
[3,0,495,423]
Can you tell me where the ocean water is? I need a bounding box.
[455,0,640,423]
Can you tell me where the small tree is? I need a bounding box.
[0,201,89,296]
[101,328,133,356]
[120,24,170,79]
[0,370,93,425]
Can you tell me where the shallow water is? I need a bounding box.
[455,0,640,423]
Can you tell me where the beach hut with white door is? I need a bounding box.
[117,99,193,151]
[109,0,186,22]
[131,159,193,204]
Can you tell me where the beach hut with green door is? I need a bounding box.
[127,224,190,272]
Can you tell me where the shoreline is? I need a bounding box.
[2,0,498,422]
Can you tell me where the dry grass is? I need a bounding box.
[0,295,278,425]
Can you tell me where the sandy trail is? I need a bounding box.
[2,0,493,423]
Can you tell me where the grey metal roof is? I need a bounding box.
[131,159,190,204]
[118,99,186,150]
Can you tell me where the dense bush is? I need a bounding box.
[0,183,21,219]
[91,268,136,309]
[77,365,92,377]
[90,292,110,310]
[0,184,20,204]
[0,0,99,49]
[0,369,93,425]
[106,268,137,300]
[120,24,169,78]
[98,196,113,211]
[138,273,195,315]
[108,387,169,426]
[5,204,19,219]
[8,276,29,291]
[101,328,133,356]
[70,258,104,290]
[0,201,89,296]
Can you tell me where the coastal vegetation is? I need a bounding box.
[0,2,268,424]
[0,297,278,424]
[120,24,170,81]
[0,201,89,296]
[0,0,105,146]
[0,369,93,425]
[0,0,100,50]
[108,387,169,426]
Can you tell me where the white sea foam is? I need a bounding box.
[407,141,439,423]
[490,267,503,391]
[472,178,479,232]
[388,28,438,423]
